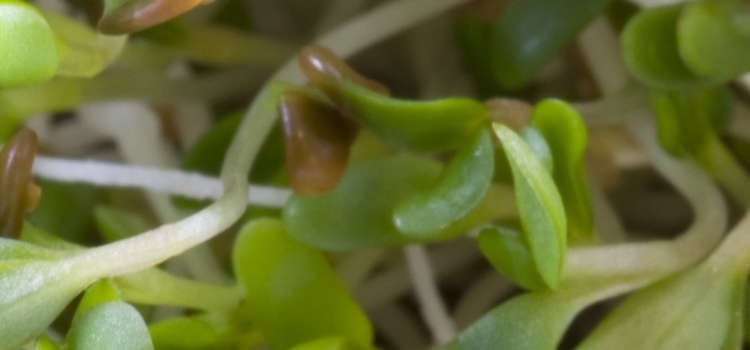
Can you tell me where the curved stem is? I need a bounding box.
[564,111,728,283]
[694,134,750,208]
[66,0,473,278]
[404,245,456,344]
[115,268,243,312]
[0,69,264,139]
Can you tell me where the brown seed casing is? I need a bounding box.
[98,0,211,34]
[298,45,389,97]
[485,98,533,131]
[280,90,358,195]
[0,129,40,238]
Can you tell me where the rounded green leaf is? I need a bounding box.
[492,123,566,289]
[339,81,488,152]
[519,126,553,173]
[622,5,715,90]
[531,99,593,242]
[283,154,442,251]
[439,291,589,350]
[0,236,68,261]
[43,12,127,78]
[478,226,546,291]
[0,1,58,87]
[74,279,121,317]
[0,260,93,349]
[678,0,750,82]
[66,301,154,350]
[489,0,613,90]
[233,218,373,349]
[33,335,60,350]
[577,266,745,350]
[651,86,733,157]
[393,129,494,238]
[148,312,252,350]
[290,337,365,350]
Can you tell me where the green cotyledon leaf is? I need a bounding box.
[65,302,154,350]
[28,179,103,244]
[488,0,613,90]
[438,288,598,350]
[0,258,95,350]
[290,337,366,350]
[42,11,126,78]
[678,0,750,83]
[478,226,546,291]
[64,270,151,350]
[650,86,733,157]
[0,1,59,88]
[283,154,442,251]
[0,225,89,349]
[531,99,593,242]
[576,264,745,350]
[233,218,373,349]
[72,279,121,317]
[338,80,488,152]
[393,129,494,238]
[149,312,261,350]
[621,5,717,90]
[492,123,566,289]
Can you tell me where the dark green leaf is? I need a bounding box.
[233,218,373,349]
[94,206,152,242]
[339,81,488,152]
[621,5,716,90]
[28,180,103,244]
[393,129,494,238]
[492,123,566,288]
[651,86,733,156]
[0,1,58,87]
[489,0,613,90]
[453,18,503,98]
[531,99,593,242]
[283,154,442,251]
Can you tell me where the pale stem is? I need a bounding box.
[32,156,291,208]
[404,245,456,344]
[565,111,728,281]
[66,0,474,279]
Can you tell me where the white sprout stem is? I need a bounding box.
[704,212,750,274]
[565,111,728,281]
[578,16,629,95]
[66,0,473,278]
[32,156,291,208]
[404,245,456,344]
